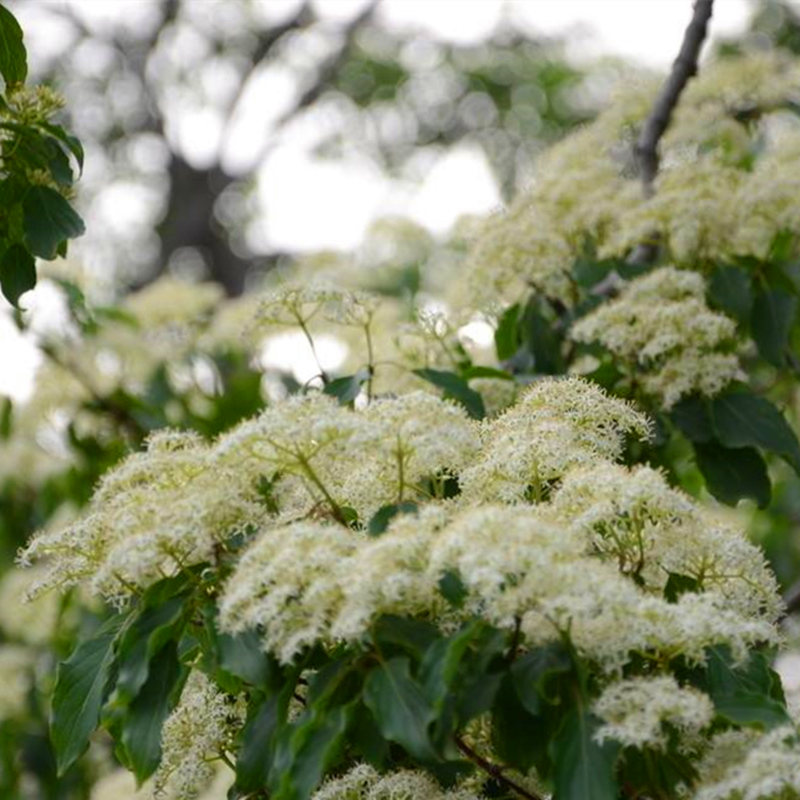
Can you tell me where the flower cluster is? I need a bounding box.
[570,267,743,408]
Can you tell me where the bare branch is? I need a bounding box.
[634,0,715,198]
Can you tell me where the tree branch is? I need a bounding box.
[634,0,715,198]
[454,737,544,800]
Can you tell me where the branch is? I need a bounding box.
[634,0,715,199]
[454,737,544,800]
[782,578,800,617]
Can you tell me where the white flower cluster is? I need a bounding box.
[593,675,714,750]
[570,267,743,408]
[312,763,480,800]
[154,671,245,799]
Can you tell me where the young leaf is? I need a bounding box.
[363,656,437,761]
[0,242,35,306]
[0,6,27,86]
[550,707,620,800]
[694,441,771,508]
[413,368,485,419]
[51,616,124,775]
[23,186,85,260]
[711,390,800,474]
[751,287,797,366]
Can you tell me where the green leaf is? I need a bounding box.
[23,186,85,260]
[703,646,790,730]
[438,570,468,609]
[371,615,438,661]
[51,615,124,775]
[712,391,800,474]
[511,642,573,715]
[0,395,11,439]
[413,368,485,419]
[235,690,290,793]
[0,242,35,306]
[491,673,546,772]
[664,572,700,603]
[709,264,752,321]
[115,596,185,702]
[39,121,84,172]
[0,6,27,86]
[367,502,418,536]
[322,369,369,405]
[751,287,797,366]
[363,656,437,761]
[694,441,770,508]
[670,395,713,443]
[460,365,514,381]
[494,303,520,361]
[120,642,185,784]
[276,705,352,800]
[551,708,620,800]
[522,295,564,374]
[217,628,276,689]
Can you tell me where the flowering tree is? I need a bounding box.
[5,1,800,799]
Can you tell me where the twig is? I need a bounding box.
[627,0,714,266]
[454,737,543,800]
[634,0,715,198]
[782,578,800,617]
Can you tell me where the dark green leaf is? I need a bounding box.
[46,140,74,187]
[0,6,27,86]
[115,596,185,702]
[751,287,797,366]
[523,295,563,374]
[491,674,546,773]
[511,642,573,715]
[368,502,418,536]
[322,369,369,405]
[709,264,752,321]
[276,705,352,800]
[413,368,485,419]
[694,441,770,508]
[494,304,520,361]
[363,657,437,761]
[235,690,290,793]
[0,395,11,439]
[551,708,620,800]
[0,242,35,306]
[23,186,85,260]
[217,628,276,689]
[664,572,700,603]
[39,121,84,172]
[120,642,185,783]
[670,395,713,443]
[703,646,790,729]
[51,616,124,775]
[460,365,514,381]
[438,570,468,609]
[372,615,438,660]
[712,391,800,474]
